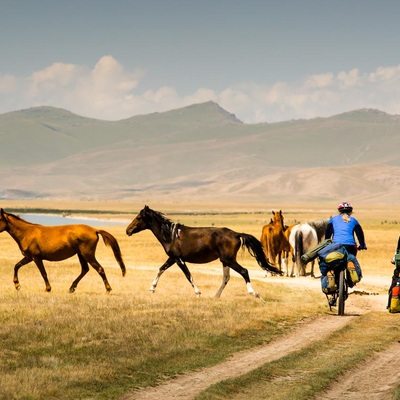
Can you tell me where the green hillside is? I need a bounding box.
[1,103,400,203]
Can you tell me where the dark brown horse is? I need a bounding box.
[126,206,281,298]
[0,209,126,293]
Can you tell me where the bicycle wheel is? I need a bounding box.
[338,269,346,316]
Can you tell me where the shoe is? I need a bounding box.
[329,298,336,307]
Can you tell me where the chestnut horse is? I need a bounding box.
[260,210,291,273]
[0,209,126,293]
[126,206,281,298]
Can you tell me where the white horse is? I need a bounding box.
[289,219,329,277]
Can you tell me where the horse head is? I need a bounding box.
[0,209,10,232]
[126,205,169,236]
[126,206,152,236]
[272,210,284,227]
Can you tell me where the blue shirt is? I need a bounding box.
[325,213,366,247]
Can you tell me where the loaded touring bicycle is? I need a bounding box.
[302,240,361,316]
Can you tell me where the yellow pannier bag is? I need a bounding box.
[325,251,346,263]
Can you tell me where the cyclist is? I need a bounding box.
[324,201,367,281]
[388,236,400,309]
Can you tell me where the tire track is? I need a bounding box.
[122,314,356,400]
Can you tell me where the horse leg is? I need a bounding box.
[150,257,175,293]
[69,254,90,293]
[222,258,259,298]
[33,258,51,292]
[84,255,112,294]
[13,256,32,291]
[290,251,296,277]
[215,265,230,298]
[176,258,201,298]
[310,260,315,278]
[278,251,283,274]
[282,251,289,277]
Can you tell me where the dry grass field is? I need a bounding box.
[0,200,399,400]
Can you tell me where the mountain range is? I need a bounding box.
[1,101,400,205]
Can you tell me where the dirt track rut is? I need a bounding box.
[122,315,354,400]
[122,274,397,400]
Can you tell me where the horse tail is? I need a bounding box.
[239,233,282,275]
[98,230,127,277]
[294,230,305,276]
[260,226,270,260]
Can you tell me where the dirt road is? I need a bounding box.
[122,272,399,400]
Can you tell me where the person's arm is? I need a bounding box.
[354,224,367,249]
[325,221,333,239]
[396,235,400,253]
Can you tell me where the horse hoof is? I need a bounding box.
[15,285,21,291]
[69,287,75,293]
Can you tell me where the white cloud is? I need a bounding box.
[304,73,334,89]
[0,74,18,94]
[337,68,360,89]
[1,56,400,123]
[369,65,400,82]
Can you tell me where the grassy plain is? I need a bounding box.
[0,200,399,399]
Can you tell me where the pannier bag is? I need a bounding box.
[347,261,360,285]
[318,242,348,270]
[388,236,400,312]
[389,279,400,313]
[395,253,400,268]
[321,271,337,294]
[318,243,347,294]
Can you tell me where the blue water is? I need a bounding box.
[21,214,127,227]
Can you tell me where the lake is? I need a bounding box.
[21,214,128,227]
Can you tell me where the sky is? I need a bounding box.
[1,0,400,123]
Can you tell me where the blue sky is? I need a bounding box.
[1,0,400,123]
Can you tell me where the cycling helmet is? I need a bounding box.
[338,201,353,213]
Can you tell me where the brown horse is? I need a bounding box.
[260,210,291,273]
[0,209,126,293]
[126,206,281,298]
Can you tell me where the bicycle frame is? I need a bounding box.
[325,264,349,316]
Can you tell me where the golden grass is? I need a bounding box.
[0,265,324,399]
[0,201,399,399]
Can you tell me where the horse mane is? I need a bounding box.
[307,218,329,241]
[3,211,38,225]
[144,207,181,242]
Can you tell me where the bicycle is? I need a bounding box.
[302,242,363,316]
[324,262,350,316]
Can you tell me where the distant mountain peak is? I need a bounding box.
[333,108,399,122]
[3,106,92,122]
[124,101,243,126]
[172,101,243,125]
[18,105,74,116]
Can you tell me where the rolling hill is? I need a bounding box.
[1,102,400,205]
